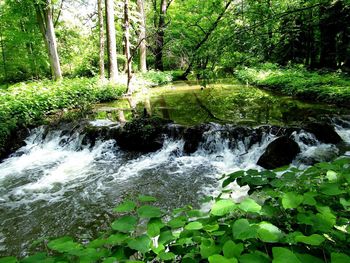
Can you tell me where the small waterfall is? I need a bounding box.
[0,119,349,256]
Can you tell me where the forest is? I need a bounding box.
[0,0,350,262]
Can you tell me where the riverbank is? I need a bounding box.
[235,63,350,108]
[0,71,174,160]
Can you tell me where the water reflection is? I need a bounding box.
[95,79,349,126]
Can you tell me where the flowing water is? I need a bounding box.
[1,80,350,256]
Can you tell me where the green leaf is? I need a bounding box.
[147,218,164,237]
[127,235,151,254]
[257,222,282,243]
[282,192,303,209]
[111,216,137,233]
[21,253,54,263]
[211,199,236,216]
[47,237,82,253]
[320,183,346,196]
[200,238,220,259]
[137,205,162,218]
[168,215,187,229]
[158,230,175,245]
[158,251,176,261]
[232,219,257,240]
[340,198,350,210]
[295,234,325,246]
[138,195,157,202]
[208,254,237,263]
[239,252,270,263]
[103,258,117,263]
[185,221,203,230]
[113,200,136,213]
[272,247,301,263]
[203,224,219,232]
[223,240,243,258]
[106,233,128,245]
[303,192,317,206]
[239,198,261,213]
[331,253,350,263]
[0,257,17,263]
[295,253,324,263]
[87,238,107,248]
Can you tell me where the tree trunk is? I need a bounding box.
[181,0,233,79]
[137,0,147,72]
[154,0,167,71]
[105,0,118,83]
[98,0,105,81]
[124,0,132,93]
[0,27,8,83]
[35,0,62,80]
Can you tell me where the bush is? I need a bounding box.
[235,64,350,107]
[2,158,350,262]
[0,77,125,155]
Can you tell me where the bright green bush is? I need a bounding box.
[0,77,125,153]
[235,64,350,106]
[139,70,174,86]
[2,158,349,262]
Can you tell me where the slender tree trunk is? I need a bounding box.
[35,0,62,80]
[98,0,105,81]
[155,0,167,71]
[105,0,118,83]
[181,0,233,79]
[124,0,132,93]
[137,0,147,72]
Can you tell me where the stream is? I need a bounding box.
[1,80,350,256]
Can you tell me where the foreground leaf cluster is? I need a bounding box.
[1,158,350,262]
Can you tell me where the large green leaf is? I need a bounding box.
[331,253,350,263]
[211,199,236,216]
[137,205,162,218]
[106,233,128,245]
[257,222,282,243]
[185,221,203,231]
[223,240,243,258]
[168,215,187,229]
[113,200,136,213]
[0,257,17,263]
[208,254,237,263]
[147,218,164,237]
[200,238,220,259]
[127,235,151,254]
[239,198,261,213]
[282,192,303,209]
[239,252,270,263]
[272,247,301,263]
[47,236,82,253]
[111,216,138,233]
[295,234,325,246]
[232,219,257,240]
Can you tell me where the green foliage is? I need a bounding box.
[138,70,173,86]
[0,77,125,156]
[3,157,350,262]
[235,64,350,107]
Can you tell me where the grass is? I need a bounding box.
[235,63,350,107]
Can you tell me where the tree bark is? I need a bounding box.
[137,0,147,72]
[98,0,105,80]
[154,0,167,71]
[35,0,62,80]
[105,0,118,83]
[124,0,132,93]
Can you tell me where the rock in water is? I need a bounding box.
[303,122,342,144]
[257,136,300,169]
[116,117,171,152]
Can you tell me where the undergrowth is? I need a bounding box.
[0,77,125,157]
[235,63,350,107]
[1,157,349,262]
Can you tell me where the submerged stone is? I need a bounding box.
[257,136,300,169]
